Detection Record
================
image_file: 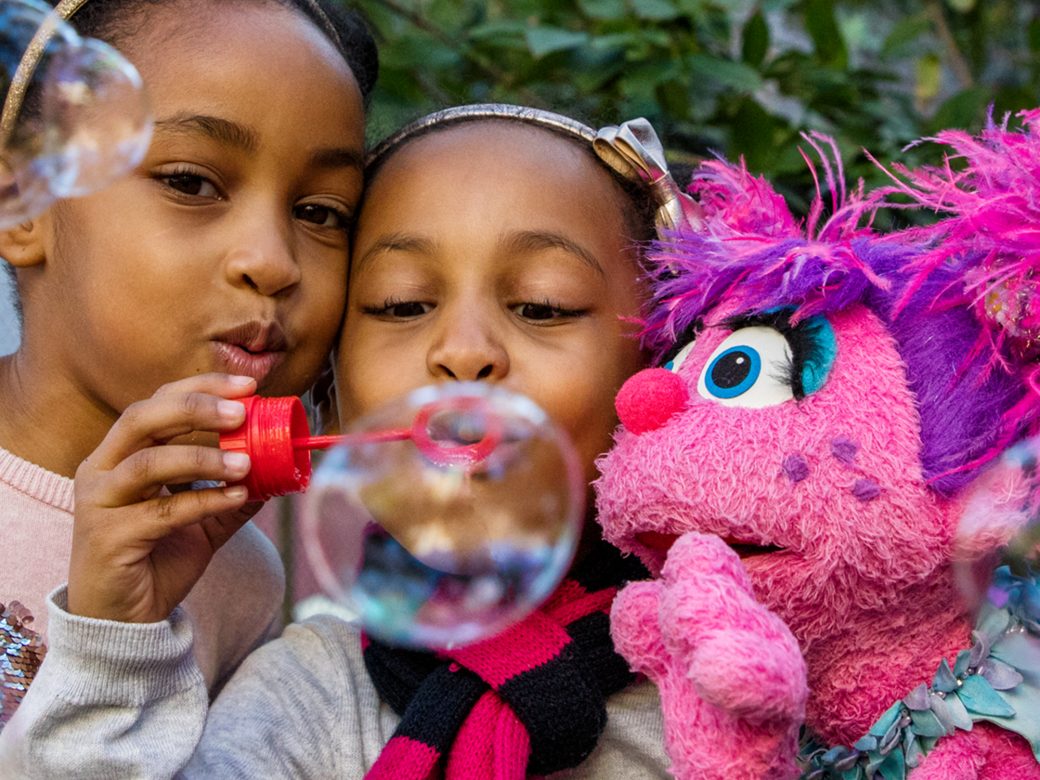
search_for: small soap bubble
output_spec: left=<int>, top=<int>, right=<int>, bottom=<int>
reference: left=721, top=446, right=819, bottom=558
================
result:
left=302, top=383, right=584, bottom=649
left=955, top=436, right=1040, bottom=620
left=0, top=0, right=151, bottom=227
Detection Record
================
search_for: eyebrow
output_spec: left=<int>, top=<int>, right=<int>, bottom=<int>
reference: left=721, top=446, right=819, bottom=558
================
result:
left=504, top=230, right=604, bottom=276
left=155, top=113, right=260, bottom=154
left=154, top=113, right=363, bottom=171
left=354, top=233, right=435, bottom=273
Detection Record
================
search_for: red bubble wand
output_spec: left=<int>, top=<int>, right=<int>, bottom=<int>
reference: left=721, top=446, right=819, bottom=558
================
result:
left=220, top=395, right=503, bottom=501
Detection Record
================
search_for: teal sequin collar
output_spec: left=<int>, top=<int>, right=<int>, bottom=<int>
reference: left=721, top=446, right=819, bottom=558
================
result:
left=799, top=566, right=1040, bottom=779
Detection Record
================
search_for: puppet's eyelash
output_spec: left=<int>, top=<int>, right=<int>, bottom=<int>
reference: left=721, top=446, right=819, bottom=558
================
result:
left=721, top=310, right=833, bottom=399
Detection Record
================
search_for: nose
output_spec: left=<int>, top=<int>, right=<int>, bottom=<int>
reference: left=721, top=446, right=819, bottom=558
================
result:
left=427, top=306, right=508, bottom=382
left=224, top=216, right=300, bottom=297
left=615, top=368, right=689, bottom=434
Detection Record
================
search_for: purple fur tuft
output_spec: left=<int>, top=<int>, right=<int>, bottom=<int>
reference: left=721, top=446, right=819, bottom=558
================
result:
left=642, top=134, right=890, bottom=359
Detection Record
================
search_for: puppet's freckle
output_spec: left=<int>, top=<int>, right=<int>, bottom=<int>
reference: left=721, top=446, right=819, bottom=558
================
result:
left=830, top=437, right=859, bottom=465
left=851, top=478, right=881, bottom=502
left=782, top=454, right=810, bottom=483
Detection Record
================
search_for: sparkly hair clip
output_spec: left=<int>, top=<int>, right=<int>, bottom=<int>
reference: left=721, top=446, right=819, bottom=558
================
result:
left=594, top=118, right=703, bottom=233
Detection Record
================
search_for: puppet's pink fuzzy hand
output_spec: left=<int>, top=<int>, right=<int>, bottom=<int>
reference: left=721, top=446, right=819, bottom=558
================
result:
left=659, top=532, right=808, bottom=725
left=611, top=532, right=807, bottom=779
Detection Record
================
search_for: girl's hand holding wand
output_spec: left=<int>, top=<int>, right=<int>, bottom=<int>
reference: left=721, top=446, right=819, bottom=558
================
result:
left=68, top=373, right=261, bottom=624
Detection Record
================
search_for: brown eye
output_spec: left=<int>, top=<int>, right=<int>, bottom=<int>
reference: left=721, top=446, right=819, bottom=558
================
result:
left=295, top=203, right=350, bottom=230
left=518, top=303, right=557, bottom=320
left=162, top=173, right=219, bottom=198
left=387, top=301, right=428, bottom=318
left=512, top=301, right=586, bottom=321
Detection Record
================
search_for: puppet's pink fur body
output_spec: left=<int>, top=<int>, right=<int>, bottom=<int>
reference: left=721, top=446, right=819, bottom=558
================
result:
left=596, top=301, right=1039, bottom=777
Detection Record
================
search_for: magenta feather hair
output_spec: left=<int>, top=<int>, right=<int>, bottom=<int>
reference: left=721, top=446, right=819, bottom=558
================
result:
left=642, top=133, right=888, bottom=359
left=872, top=108, right=1040, bottom=473
left=877, top=109, right=1040, bottom=368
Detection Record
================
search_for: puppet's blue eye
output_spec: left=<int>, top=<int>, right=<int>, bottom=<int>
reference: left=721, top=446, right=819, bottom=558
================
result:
left=697, top=326, right=795, bottom=408
left=704, top=346, right=760, bottom=398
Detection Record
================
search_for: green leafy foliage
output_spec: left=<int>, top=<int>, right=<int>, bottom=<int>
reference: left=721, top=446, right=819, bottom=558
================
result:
left=342, top=0, right=1040, bottom=200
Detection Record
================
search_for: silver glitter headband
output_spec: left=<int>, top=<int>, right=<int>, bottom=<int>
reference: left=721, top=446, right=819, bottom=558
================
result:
left=366, top=103, right=597, bottom=168
left=367, top=103, right=702, bottom=236
left=0, top=0, right=342, bottom=143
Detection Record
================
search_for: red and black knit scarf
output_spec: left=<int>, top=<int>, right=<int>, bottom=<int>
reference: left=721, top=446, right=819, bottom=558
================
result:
left=362, top=540, right=648, bottom=779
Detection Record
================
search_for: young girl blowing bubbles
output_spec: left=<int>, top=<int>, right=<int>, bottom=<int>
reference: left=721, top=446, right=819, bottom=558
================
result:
left=0, top=0, right=377, bottom=726
left=11, top=105, right=681, bottom=778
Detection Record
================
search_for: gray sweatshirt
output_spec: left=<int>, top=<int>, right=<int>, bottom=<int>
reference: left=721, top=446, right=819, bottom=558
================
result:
left=2, top=588, right=671, bottom=779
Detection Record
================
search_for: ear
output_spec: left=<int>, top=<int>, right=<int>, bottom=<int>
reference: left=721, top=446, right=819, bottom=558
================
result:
left=0, top=219, right=47, bottom=268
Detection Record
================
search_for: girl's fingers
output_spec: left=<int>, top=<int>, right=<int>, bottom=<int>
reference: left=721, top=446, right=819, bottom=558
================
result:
left=86, top=375, right=256, bottom=471
left=151, top=373, right=257, bottom=400
left=93, top=444, right=251, bottom=507
left=135, top=484, right=253, bottom=541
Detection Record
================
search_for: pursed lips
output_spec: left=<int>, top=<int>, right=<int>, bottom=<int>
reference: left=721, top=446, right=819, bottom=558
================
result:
left=211, top=320, right=288, bottom=384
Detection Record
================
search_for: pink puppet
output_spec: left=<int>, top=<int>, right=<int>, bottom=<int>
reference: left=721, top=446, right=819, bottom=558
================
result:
left=592, top=117, right=1040, bottom=779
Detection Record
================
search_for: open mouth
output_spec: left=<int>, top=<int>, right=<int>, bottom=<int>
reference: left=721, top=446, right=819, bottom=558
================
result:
left=634, top=530, right=783, bottom=559
left=723, top=539, right=784, bottom=558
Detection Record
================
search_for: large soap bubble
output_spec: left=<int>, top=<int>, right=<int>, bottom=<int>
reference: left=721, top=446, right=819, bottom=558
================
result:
left=302, top=383, right=585, bottom=649
left=0, top=0, right=151, bottom=227
left=955, top=436, right=1040, bottom=625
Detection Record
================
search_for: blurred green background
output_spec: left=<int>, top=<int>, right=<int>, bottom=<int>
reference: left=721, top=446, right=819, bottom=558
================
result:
left=343, top=0, right=1039, bottom=212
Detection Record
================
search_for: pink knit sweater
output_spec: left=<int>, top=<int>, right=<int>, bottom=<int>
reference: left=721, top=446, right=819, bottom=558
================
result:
left=0, top=444, right=285, bottom=697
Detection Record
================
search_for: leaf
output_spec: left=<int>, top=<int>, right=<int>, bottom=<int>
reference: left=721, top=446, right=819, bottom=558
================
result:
left=687, top=54, right=763, bottom=92
left=933, top=659, right=958, bottom=693
left=958, top=675, right=1016, bottom=717
left=945, top=0, right=976, bottom=11
left=928, top=87, right=990, bottom=133
left=881, top=17, right=932, bottom=59
left=742, top=11, right=769, bottom=68
left=914, top=53, right=942, bottom=105
left=467, top=21, right=529, bottom=42
left=631, top=0, right=681, bottom=21
left=577, top=0, right=627, bottom=19
left=869, top=701, right=905, bottom=738
left=524, top=26, right=590, bottom=58
left=930, top=691, right=973, bottom=732
left=804, top=0, right=847, bottom=67
left=909, top=709, right=947, bottom=738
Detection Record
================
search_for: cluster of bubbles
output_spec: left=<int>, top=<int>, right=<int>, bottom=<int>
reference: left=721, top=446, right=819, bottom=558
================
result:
left=0, top=0, right=151, bottom=227
left=302, top=383, right=585, bottom=649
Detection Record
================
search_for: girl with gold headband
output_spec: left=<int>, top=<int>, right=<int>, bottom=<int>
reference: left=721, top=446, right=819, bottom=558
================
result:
left=0, top=0, right=377, bottom=729
left=6, top=103, right=698, bottom=778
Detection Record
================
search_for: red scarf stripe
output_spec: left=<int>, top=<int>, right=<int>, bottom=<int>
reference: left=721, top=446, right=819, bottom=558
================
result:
left=550, top=587, right=616, bottom=627
left=447, top=612, right=570, bottom=688
left=367, top=735, right=440, bottom=780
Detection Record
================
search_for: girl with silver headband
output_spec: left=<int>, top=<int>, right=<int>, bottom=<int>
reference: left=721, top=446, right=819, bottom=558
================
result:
left=9, top=102, right=698, bottom=778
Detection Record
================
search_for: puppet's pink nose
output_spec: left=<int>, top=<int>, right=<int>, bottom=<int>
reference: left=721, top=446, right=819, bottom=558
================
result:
left=615, top=368, right=689, bottom=435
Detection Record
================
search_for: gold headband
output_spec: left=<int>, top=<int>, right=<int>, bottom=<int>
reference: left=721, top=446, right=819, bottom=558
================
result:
left=0, top=0, right=342, bottom=143
left=1, top=0, right=89, bottom=142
